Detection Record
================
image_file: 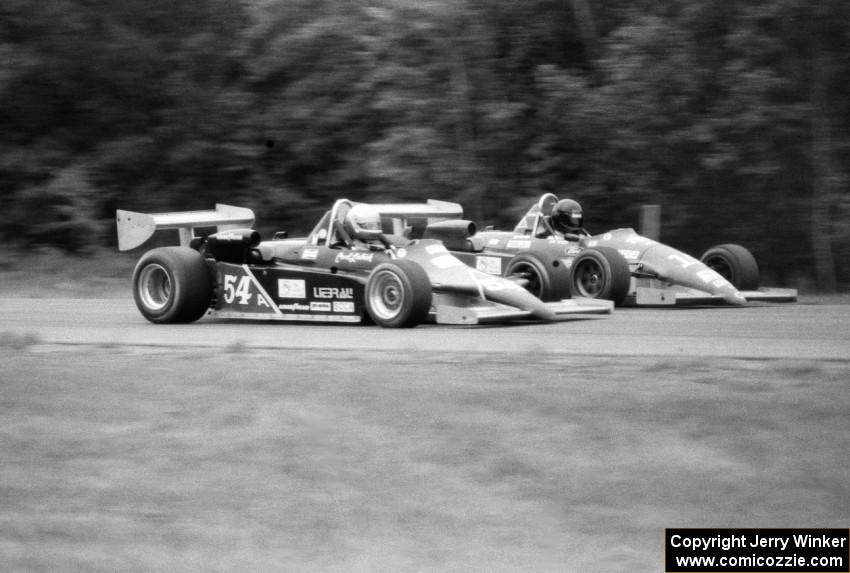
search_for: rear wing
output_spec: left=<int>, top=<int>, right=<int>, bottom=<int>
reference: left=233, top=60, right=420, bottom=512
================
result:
left=116, top=204, right=255, bottom=251
left=372, top=199, right=464, bottom=236
left=372, top=199, right=463, bottom=219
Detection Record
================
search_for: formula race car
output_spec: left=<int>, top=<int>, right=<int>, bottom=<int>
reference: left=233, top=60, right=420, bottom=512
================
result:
left=414, top=193, right=797, bottom=306
left=116, top=199, right=614, bottom=327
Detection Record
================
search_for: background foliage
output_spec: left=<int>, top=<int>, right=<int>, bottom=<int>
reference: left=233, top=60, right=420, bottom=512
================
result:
left=1, top=0, right=848, bottom=288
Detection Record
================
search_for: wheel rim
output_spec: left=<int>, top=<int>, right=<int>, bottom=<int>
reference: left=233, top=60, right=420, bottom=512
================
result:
left=137, top=264, right=172, bottom=311
left=703, top=255, right=733, bottom=282
left=510, top=262, right=543, bottom=297
left=368, top=270, right=404, bottom=320
left=572, top=258, right=605, bottom=297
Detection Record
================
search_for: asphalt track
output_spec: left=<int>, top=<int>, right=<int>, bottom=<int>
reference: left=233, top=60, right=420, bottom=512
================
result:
left=2, top=297, right=848, bottom=359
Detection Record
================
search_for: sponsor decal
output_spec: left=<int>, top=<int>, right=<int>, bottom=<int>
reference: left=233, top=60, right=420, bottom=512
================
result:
left=586, top=240, right=599, bottom=247
left=279, top=302, right=312, bottom=312
left=425, top=243, right=447, bottom=255
left=333, top=301, right=355, bottom=313
left=618, top=249, right=641, bottom=261
left=487, top=238, right=500, bottom=246
left=475, top=256, right=502, bottom=275
left=313, top=286, right=354, bottom=299
left=334, top=251, right=374, bottom=264
left=278, top=278, right=307, bottom=299
left=215, top=232, right=246, bottom=241
left=565, top=246, right=582, bottom=256
left=301, top=248, right=319, bottom=260
left=310, top=301, right=332, bottom=312
left=506, top=239, right=532, bottom=249
left=431, top=254, right=463, bottom=269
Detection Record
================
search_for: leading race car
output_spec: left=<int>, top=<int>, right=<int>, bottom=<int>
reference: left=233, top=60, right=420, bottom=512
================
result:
left=116, top=199, right=613, bottom=328
left=410, top=193, right=797, bottom=306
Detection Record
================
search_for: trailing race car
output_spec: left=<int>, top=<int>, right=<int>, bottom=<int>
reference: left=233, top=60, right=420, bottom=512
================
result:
left=116, top=198, right=614, bottom=328
left=414, top=193, right=797, bottom=306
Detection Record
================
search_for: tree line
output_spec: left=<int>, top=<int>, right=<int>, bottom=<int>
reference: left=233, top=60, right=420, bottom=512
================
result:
left=1, top=0, right=848, bottom=289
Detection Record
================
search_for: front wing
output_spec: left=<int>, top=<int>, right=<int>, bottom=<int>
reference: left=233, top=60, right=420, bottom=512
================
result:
left=431, top=293, right=613, bottom=325
left=628, top=280, right=798, bottom=306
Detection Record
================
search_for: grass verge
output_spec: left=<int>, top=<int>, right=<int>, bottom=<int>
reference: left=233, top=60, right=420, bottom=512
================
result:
left=1, top=348, right=847, bottom=572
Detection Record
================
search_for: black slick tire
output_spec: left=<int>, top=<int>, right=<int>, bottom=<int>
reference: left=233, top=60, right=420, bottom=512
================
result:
left=505, top=252, right=571, bottom=302
left=700, top=244, right=759, bottom=290
left=365, top=259, right=432, bottom=328
left=132, top=246, right=213, bottom=324
left=568, top=246, right=631, bottom=305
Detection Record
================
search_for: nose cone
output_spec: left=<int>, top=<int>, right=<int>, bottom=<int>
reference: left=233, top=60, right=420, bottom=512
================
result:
left=723, top=289, right=748, bottom=306
left=640, top=244, right=747, bottom=305
left=474, top=274, right=557, bottom=320
left=403, top=239, right=557, bottom=320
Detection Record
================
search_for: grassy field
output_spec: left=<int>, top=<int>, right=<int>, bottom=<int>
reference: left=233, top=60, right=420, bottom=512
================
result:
left=1, top=346, right=847, bottom=572
left=0, top=248, right=137, bottom=298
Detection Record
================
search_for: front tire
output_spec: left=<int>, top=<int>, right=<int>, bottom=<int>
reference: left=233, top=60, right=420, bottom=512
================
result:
left=568, top=246, right=631, bottom=305
left=365, top=260, right=432, bottom=328
left=700, top=244, right=759, bottom=290
left=132, top=247, right=212, bottom=324
left=505, top=252, right=570, bottom=301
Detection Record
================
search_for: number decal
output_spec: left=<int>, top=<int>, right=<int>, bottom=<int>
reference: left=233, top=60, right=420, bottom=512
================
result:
left=223, top=274, right=253, bottom=305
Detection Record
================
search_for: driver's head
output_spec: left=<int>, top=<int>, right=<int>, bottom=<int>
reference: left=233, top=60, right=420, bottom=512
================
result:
left=344, top=203, right=383, bottom=241
left=551, top=199, right=583, bottom=233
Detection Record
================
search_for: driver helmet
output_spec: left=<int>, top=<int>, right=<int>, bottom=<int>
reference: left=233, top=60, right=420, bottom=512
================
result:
left=344, top=203, right=383, bottom=241
left=550, top=199, right=583, bottom=233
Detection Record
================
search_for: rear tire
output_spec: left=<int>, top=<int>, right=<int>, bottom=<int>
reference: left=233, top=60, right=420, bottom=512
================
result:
left=365, top=260, right=432, bottom=328
left=568, top=246, right=631, bottom=305
left=700, top=244, right=759, bottom=290
left=132, top=247, right=212, bottom=323
left=505, top=252, right=571, bottom=301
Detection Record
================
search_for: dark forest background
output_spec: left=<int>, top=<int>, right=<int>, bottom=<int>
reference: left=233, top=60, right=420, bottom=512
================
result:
left=1, top=0, right=848, bottom=289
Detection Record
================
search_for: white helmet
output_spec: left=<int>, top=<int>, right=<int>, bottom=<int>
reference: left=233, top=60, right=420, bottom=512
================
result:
left=344, top=203, right=383, bottom=241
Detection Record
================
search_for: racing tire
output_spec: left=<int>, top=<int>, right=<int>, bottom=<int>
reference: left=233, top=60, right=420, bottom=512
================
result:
left=132, top=246, right=213, bottom=324
left=700, top=244, right=759, bottom=290
left=568, top=246, right=631, bottom=305
left=365, top=259, right=432, bottom=328
left=505, top=252, right=571, bottom=302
